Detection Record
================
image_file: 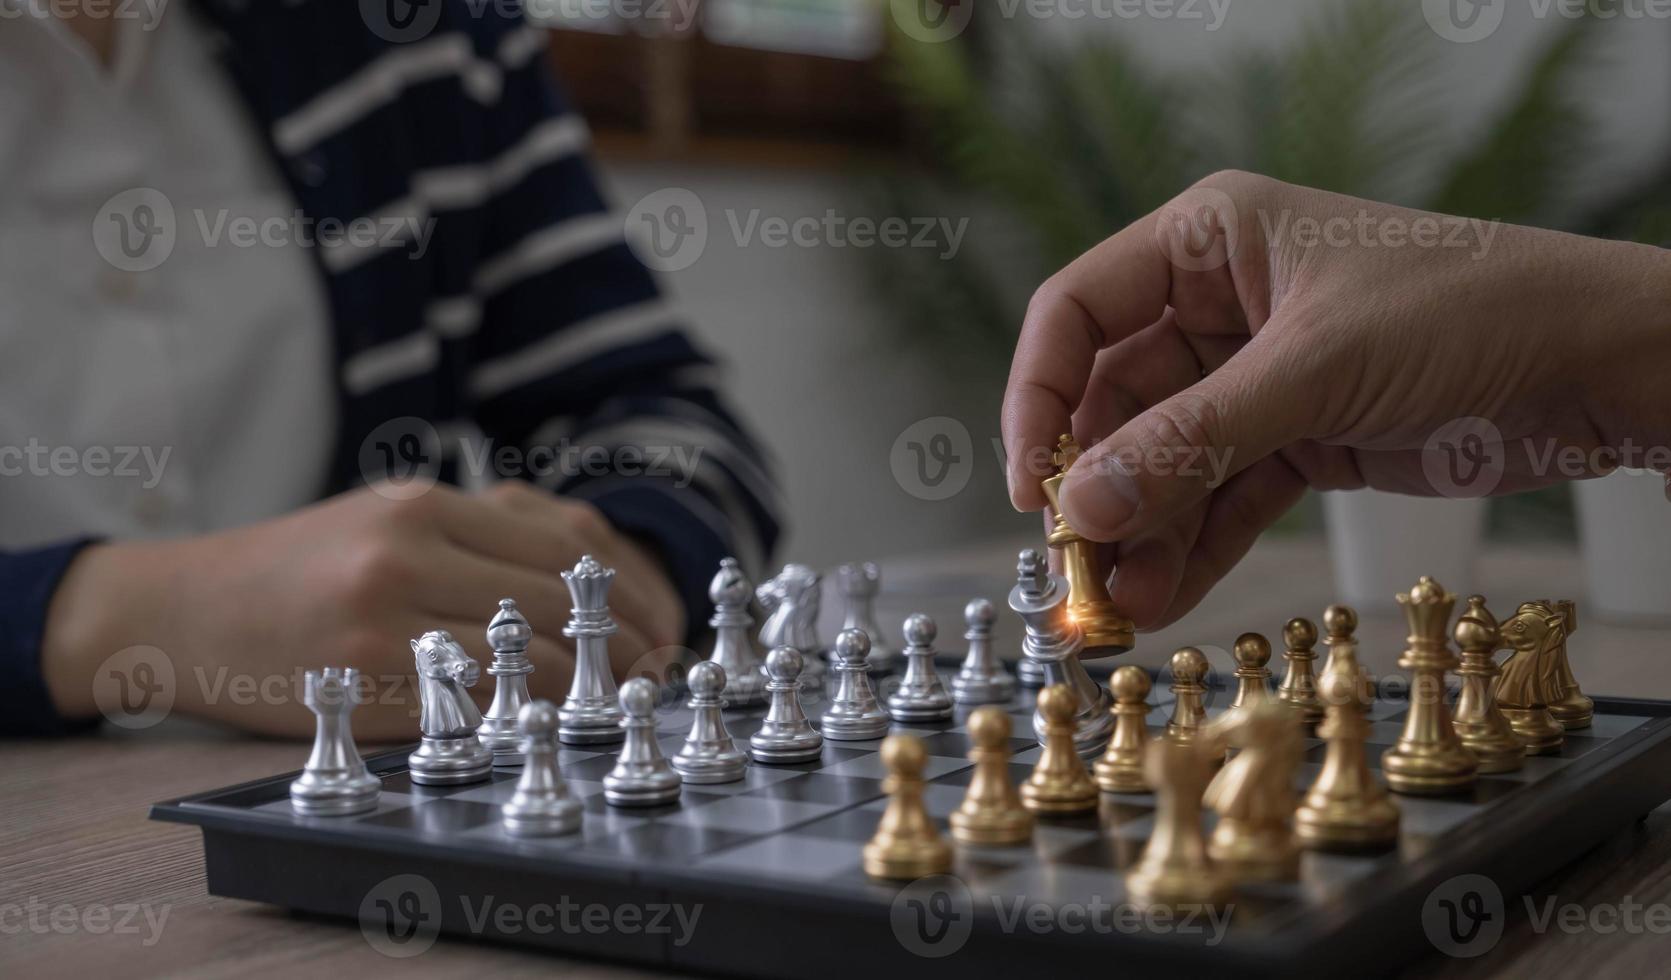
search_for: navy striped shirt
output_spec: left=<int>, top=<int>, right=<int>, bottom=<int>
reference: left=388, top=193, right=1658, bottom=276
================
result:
left=2, top=1, right=781, bottom=735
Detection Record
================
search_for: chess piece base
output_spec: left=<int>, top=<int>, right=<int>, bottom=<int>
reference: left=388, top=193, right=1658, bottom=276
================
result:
left=1501, top=707, right=1565, bottom=755
left=1208, top=820, right=1299, bottom=882
left=863, top=838, right=952, bottom=880
left=503, top=797, right=583, bottom=836
left=748, top=739, right=824, bottom=765
left=820, top=711, right=891, bottom=741
left=1456, top=727, right=1527, bottom=774
left=1294, top=799, right=1400, bottom=851
left=671, top=748, right=748, bottom=784
left=1125, top=866, right=1232, bottom=909
left=1019, top=779, right=1097, bottom=815
left=1551, top=693, right=1594, bottom=730
left=887, top=699, right=954, bottom=724
left=603, top=778, right=682, bottom=807
left=1278, top=694, right=1326, bottom=728
left=1070, top=602, right=1135, bottom=653
left=950, top=673, right=1016, bottom=706
left=289, top=771, right=381, bottom=816
left=949, top=807, right=1032, bottom=846
left=558, top=703, right=626, bottom=746
left=1380, top=744, right=1477, bottom=795
left=408, top=736, right=494, bottom=786
left=1093, top=756, right=1147, bottom=794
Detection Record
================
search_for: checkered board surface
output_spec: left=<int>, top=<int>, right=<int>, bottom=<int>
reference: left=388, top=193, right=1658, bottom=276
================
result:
left=155, top=667, right=1671, bottom=979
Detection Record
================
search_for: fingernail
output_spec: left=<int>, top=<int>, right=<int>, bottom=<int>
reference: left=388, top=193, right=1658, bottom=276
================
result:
left=1060, top=457, right=1138, bottom=539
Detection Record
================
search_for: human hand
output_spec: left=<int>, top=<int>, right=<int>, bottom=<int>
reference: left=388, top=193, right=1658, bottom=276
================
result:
left=43, top=482, right=687, bottom=739
left=1003, top=170, right=1671, bottom=630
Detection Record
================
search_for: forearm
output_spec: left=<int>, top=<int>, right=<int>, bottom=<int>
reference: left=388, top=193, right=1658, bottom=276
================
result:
left=1571, top=235, right=1671, bottom=455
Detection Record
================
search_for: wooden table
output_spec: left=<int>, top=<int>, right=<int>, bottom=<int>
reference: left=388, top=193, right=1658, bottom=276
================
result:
left=6, top=536, right=1671, bottom=978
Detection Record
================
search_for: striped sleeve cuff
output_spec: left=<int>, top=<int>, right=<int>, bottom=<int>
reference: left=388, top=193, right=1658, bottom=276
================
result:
left=0, top=538, right=101, bottom=737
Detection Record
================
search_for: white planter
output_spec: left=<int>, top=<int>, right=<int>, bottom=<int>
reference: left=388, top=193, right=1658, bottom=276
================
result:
left=1323, top=491, right=1488, bottom=614
left=1574, top=470, right=1671, bottom=625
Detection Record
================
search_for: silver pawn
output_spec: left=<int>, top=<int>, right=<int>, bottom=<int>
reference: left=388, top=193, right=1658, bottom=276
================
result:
left=603, top=678, right=682, bottom=806
left=290, top=667, right=381, bottom=816
left=478, top=598, right=535, bottom=767
left=950, top=598, right=1015, bottom=705
left=887, top=614, right=954, bottom=723
left=706, top=558, right=765, bottom=706
left=671, top=662, right=748, bottom=783
left=1009, top=549, right=1113, bottom=754
left=837, top=561, right=896, bottom=671
left=559, top=555, right=625, bottom=745
left=501, top=700, right=583, bottom=836
left=749, top=647, right=825, bottom=764
left=821, top=628, right=891, bottom=740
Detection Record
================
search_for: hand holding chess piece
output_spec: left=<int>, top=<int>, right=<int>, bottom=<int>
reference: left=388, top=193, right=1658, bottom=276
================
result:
left=1039, top=434, right=1135, bottom=652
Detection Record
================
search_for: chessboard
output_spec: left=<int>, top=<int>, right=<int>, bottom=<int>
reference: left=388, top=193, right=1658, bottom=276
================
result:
left=152, top=661, right=1671, bottom=979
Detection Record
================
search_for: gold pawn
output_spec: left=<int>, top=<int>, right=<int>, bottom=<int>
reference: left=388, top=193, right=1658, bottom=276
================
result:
left=1380, top=577, right=1478, bottom=795
left=1125, top=736, right=1233, bottom=908
left=1038, top=434, right=1135, bottom=652
left=950, top=707, right=1034, bottom=845
left=863, top=735, right=952, bottom=880
left=1094, top=666, right=1152, bottom=794
left=1166, top=647, right=1224, bottom=768
left=1277, top=617, right=1326, bottom=726
left=1451, top=596, right=1527, bottom=774
left=1227, top=632, right=1275, bottom=715
left=1295, top=659, right=1400, bottom=851
left=1021, top=685, right=1098, bottom=814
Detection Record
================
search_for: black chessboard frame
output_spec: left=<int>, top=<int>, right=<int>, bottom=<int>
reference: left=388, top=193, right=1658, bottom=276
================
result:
left=152, top=668, right=1671, bottom=980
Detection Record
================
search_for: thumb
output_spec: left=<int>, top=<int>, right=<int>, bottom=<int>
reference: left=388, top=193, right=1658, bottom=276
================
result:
left=1058, top=335, right=1309, bottom=541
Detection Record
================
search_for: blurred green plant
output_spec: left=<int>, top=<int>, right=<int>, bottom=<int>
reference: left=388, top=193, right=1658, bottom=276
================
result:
left=867, top=0, right=1665, bottom=539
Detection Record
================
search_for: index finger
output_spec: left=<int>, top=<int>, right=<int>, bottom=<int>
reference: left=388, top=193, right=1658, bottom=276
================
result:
left=1002, top=212, right=1176, bottom=510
